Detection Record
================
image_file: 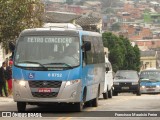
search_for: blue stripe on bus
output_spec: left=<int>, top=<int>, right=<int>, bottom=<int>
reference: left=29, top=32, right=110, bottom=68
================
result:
left=12, top=66, right=82, bottom=81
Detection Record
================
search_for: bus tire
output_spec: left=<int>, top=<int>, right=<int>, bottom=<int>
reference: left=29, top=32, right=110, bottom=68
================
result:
left=17, top=102, right=26, bottom=112
left=75, top=102, right=84, bottom=112
left=92, top=96, right=98, bottom=107
left=75, top=88, right=86, bottom=112
left=103, top=91, right=108, bottom=99
left=108, top=88, right=113, bottom=98
left=85, top=101, right=92, bottom=107
left=92, top=86, right=99, bottom=107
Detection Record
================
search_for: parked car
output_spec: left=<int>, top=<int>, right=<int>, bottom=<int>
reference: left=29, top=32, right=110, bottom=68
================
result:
left=140, top=69, right=160, bottom=94
left=102, top=55, right=113, bottom=99
left=113, top=70, right=141, bottom=96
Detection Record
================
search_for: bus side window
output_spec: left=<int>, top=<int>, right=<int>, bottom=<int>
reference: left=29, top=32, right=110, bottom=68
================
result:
left=82, top=36, right=87, bottom=66
left=82, top=36, right=93, bottom=66
left=98, top=37, right=105, bottom=63
left=82, top=49, right=87, bottom=66
left=93, top=36, right=99, bottom=64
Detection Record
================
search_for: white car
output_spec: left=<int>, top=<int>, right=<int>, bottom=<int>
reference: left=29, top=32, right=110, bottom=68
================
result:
left=103, top=55, right=114, bottom=99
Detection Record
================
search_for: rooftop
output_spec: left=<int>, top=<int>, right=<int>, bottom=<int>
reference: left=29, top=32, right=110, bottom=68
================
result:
left=140, top=50, right=157, bottom=57
left=43, top=11, right=81, bottom=23
left=75, top=16, right=101, bottom=26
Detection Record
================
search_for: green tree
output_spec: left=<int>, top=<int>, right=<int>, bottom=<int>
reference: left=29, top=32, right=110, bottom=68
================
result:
left=0, top=0, right=44, bottom=49
left=133, top=44, right=141, bottom=71
left=111, top=22, right=120, bottom=31
left=121, top=37, right=135, bottom=70
left=102, top=32, right=141, bottom=72
left=102, top=32, right=125, bottom=72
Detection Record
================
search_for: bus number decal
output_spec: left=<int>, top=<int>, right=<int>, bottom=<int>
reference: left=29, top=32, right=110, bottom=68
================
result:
left=48, top=73, right=62, bottom=78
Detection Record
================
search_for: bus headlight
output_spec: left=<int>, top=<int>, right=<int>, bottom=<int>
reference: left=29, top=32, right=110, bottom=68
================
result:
left=156, top=85, right=160, bottom=88
left=141, top=86, right=145, bottom=89
left=19, top=81, right=26, bottom=86
left=16, top=80, right=26, bottom=87
left=65, top=79, right=81, bottom=87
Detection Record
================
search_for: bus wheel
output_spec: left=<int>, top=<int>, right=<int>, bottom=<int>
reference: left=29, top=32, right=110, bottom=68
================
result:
left=103, top=91, right=108, bottom=99
left=17, top=102, right=26, bottom=112
left=75, top=89, right=86, bottom=112
left=108, top=89, right=113, bottom=98
left=92, top=86, right=99, bottom=107
left=85, top=101, right=92, bottom=107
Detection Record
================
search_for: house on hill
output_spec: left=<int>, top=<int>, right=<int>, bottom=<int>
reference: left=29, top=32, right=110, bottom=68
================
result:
left=140, top=50, right=160, bottom=70
left=75, top=16, right=102, bottom=32
left=43, top=11, right=81, bottom=23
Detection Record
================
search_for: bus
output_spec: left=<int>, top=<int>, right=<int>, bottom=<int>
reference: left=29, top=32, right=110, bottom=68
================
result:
left=12, top=23, right=105, bottom=112
left=140, top=69, right=160, bottom=94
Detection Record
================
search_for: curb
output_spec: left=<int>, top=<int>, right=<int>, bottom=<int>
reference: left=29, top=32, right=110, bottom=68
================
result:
left=0, top=96, right=13, bottom=102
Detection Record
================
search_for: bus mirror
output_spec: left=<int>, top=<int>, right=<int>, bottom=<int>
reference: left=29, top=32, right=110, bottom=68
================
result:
left=82, top=41, right=91, bottom=51
left=9, top=42, right=15, bottom=52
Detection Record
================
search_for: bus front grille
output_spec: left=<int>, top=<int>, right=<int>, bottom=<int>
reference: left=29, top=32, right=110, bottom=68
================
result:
left=28, top=81, right=62, bottom=88
left=32, top=92, right=58, bottom=98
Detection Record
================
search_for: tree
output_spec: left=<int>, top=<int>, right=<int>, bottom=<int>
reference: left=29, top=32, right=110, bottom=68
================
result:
left=102, top=32, right=125, bottom=72
left=133, top=45, right=141, bottom=71
left=120, top=37, right=135, bottom=70
left=102, top=32, right=141, bottom=72
left=0, top=0, right=44, bottom=49
left=111, top=22, right=120, bottom=31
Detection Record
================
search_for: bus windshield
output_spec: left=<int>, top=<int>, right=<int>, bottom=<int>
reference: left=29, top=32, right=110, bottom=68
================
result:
left=140, top=71, right=160, bottom=82
left=14, top=36, right=80, bottom=68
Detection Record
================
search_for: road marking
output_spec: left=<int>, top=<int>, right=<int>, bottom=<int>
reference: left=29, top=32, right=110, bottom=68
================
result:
left=57, top=117, right=72, bottom=120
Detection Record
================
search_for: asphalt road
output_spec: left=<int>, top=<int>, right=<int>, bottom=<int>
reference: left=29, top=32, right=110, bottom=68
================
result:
left=0, top=93, right=160, bottom=120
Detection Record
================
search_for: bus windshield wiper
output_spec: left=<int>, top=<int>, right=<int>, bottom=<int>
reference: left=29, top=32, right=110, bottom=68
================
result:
left=43, top=63, right=73, bottom=69
left=18, top=60, right=47, bottom=69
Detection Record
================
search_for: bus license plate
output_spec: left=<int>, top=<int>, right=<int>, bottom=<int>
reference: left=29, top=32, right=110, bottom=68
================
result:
left=147, top=89, right=154, bottom=91
left=38, top=88, right=51, bottom=93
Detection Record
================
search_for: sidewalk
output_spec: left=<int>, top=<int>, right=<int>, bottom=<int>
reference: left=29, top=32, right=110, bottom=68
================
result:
left=0, top=95, right=14, bottom=104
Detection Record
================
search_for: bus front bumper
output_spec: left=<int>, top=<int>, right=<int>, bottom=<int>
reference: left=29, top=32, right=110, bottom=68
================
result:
left=13, top=80, right=82, bottom=103
left=140, top=86, right=160, bottom=93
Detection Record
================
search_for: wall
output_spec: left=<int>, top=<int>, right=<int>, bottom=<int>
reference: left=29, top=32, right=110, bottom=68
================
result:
left=140, top=56, right=157, bottom=70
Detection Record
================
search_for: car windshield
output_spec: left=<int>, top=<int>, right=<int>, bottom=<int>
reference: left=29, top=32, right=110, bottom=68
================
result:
left=115, top=71, right=139, bottom=79
left=14, top=36, right=80, bottom=68
left=140, top=71, right=160, bottom=82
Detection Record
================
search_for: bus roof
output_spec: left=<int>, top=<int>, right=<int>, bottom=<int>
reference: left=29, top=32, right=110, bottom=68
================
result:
left=20, top=28, right=101, bottom=37
left=19, top=23, right=101, bottom=37
left=20, top=28, right=79, bottom=36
